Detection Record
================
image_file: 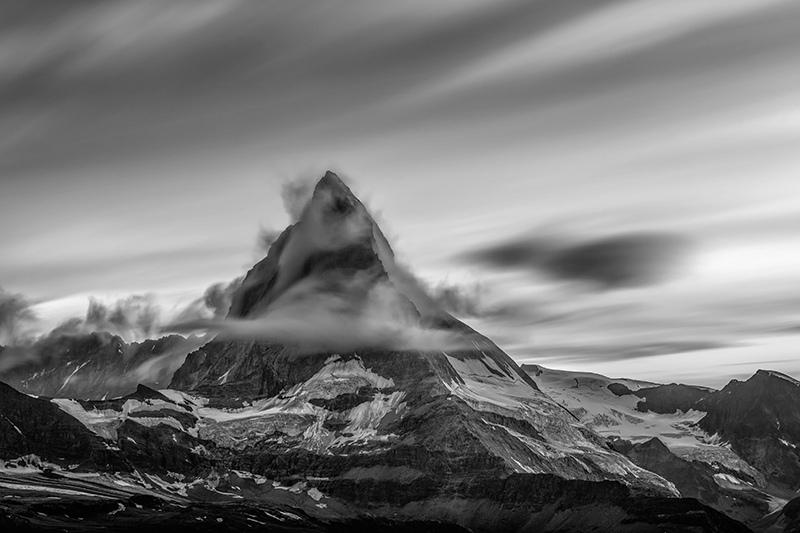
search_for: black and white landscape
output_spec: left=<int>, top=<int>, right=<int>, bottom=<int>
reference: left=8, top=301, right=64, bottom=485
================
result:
left=2, top=2, right=800, bottom=532
left=0, top=173, right=795, bottom=532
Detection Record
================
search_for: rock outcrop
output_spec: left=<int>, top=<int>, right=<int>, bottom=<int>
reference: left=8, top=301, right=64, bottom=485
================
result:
left=697, top=370, right=800, bottom=490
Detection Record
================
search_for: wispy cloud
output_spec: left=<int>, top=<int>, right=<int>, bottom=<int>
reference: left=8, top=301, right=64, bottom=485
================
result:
left=1, top=0, right=799, bottom=384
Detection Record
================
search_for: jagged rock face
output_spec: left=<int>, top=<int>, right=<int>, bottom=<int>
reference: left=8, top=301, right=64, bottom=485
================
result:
left=0, top=377, right=746, bottom=532
left=755, top=497, right=800, bottom=533
left=0, top=382, right=124, bottom=471
left=527, top=364, right=792, bottom=527
left=697, top=370, right=800, bottom=490
left=0, top=380, right=223, bottom=477
left=0, top=333, right=205, bottom=399
left=621, top=437, right=771, bottom=525
left=625, top=438, right=719, bottom=500
left=170, top=172, right=675, bottom=503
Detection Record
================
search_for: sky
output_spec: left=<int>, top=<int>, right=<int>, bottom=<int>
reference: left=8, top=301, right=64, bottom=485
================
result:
left=1, top=0, right=799, bottom=387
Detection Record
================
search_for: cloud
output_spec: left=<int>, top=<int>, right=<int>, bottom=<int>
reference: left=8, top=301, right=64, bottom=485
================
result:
left=426, top=281, right=484, bottom=318
left=515, top=340, right=731, bottom=365
left=170, top=276, right=464, bottom=353
left=84, top=294, right=161, bottom=341
left=114, top=335, right=206, bottom=390
left=168, top=174, right=466, bottom=353
left=203, top=276, right=244, bottom=319
left=466, top=232, right=691, bottom=289
left=166, top=276, right=245, bottom=328
left=0, top=328, right=205, bottom=392
left=256, top=228, right=282, bottom=256
left=47, top=317, right=85, bottom=338
left=421, top=280, right=522, bottom=321
left=281, top=177, right=317, bottom=222
left=0, top=287, right=38, bottom=346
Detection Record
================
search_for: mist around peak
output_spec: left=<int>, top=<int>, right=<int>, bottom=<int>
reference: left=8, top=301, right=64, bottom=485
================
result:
left=167, top=173, right=468, bottom=354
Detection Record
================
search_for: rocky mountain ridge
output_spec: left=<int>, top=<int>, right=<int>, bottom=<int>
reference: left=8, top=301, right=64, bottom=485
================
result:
left=0, top=332, right=205, bottom=399
left=526, top=364, right=800, bottom=529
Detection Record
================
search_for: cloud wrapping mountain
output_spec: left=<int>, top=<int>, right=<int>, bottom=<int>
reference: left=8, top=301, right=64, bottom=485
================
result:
left=168, top=174, right=465, bottom=353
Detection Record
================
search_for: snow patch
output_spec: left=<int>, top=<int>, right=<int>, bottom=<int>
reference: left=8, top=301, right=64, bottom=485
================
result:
left=56, top=361, right=90, bottom=394
left=765, top=370, right=800, bottom=387
left=1, top=415, right=23, bottom=436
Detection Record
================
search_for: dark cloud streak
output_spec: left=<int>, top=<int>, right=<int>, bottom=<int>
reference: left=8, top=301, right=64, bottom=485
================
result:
left=466, top=232, right=691, bottom=289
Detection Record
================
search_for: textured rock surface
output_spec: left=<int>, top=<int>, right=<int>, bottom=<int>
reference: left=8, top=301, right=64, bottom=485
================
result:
left=527, top=363, right=793, bottom=527
left=170, top=173, right=675, bottom=496
left=0, top=333, right=205, bottom=399
left=698, top=370, right=800, bottom=490
left=622, top=437, right=770, bottom=525
left=755, top=497, right=800, bottom=533
left=0, top=382, right=124, bottom=471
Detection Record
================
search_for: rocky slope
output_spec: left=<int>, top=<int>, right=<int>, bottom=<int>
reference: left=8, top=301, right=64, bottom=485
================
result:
left=621, top=437, right=771, bottom=525
left=527, top=364, right=800, bottom=528
left=0, top=382, right=125, bottom=471
left=755, top=497, right=800, bottom=533
left=0, top=375, right=750, bottom=532
left=169, top=173, right=674, bottom=492
left=697, top=370, right=800, bottom=491
left=0, top=333, right=206, bottom=399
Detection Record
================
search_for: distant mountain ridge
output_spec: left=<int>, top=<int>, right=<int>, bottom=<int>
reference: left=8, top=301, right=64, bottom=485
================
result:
left=526, top=363, right=800, bottom=528
left=0, top=332, right=206, bottom=399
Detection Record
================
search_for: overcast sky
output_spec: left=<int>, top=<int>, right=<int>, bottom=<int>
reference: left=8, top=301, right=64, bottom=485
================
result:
left=2, top=0, right=799, bottom=387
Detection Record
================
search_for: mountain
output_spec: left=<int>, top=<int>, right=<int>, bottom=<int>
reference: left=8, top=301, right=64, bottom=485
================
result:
left=697, top=370, right=800, bottom=490
left=0, top=332, right=206, bottom=399
left=755, top=497, right=800, bottom=533
left=0, top=172, right=750, bottom=532
left=170, top=173, right=673, bottom=487
left=526, top=364, right=800, bottom=528
left=623, top=437, right=772, bottom=525
left=0, top=382, right=125, bottom=471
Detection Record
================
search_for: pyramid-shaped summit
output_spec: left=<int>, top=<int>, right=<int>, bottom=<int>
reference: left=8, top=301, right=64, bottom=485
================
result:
left=227, top=170, right=443, bottom=325
left=169, top=171, right=687, bottom=528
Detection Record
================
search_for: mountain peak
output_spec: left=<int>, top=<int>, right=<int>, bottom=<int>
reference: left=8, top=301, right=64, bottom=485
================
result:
left=754, top=369, right=800, bottom=387
left=303, top=170, right=368, bottom=229
left=316, top=170, right=351, bottom=194
left=227, top=172, right=391, bottom=321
